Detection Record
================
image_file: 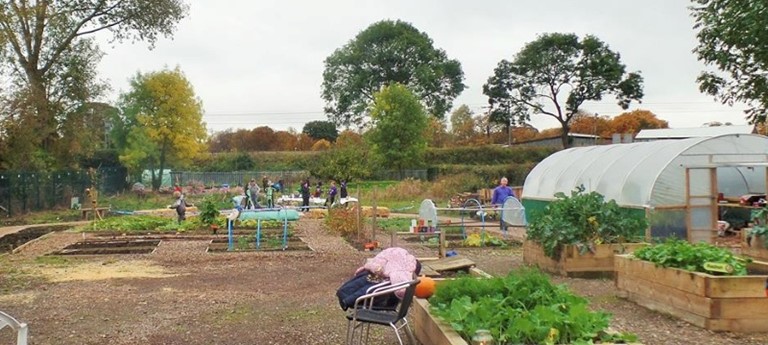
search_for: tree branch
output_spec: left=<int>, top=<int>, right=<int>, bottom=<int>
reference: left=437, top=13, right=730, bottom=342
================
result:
left=9, top=1, right=33, bottom=61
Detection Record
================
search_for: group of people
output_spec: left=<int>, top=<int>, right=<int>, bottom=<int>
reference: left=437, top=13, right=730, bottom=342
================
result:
left=298, top=179, right=348, bottom=211
left=240, top=176, right=284, bottom=209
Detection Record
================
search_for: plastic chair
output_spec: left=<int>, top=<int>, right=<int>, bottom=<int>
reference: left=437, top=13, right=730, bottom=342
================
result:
left=0, top=310, right=28, bottom=345
left=345, top=278, right=419, bottom=345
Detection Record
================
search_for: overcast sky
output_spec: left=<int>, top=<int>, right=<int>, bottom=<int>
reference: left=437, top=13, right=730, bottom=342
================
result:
left=95, top=0, right=749, bottom=133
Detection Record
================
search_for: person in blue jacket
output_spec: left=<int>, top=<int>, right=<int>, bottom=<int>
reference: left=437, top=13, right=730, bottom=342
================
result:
left=491, top=177, right=517, bottom=231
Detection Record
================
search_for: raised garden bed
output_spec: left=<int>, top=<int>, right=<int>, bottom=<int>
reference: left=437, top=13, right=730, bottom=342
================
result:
left=51, top=239, right=160, bottom=255
left=412, top=267, right=640, bottom=345
left=523, top=241, right=646, bottom=277
left=1, top=225, right=72, bottom=254
left=615, top=254, right=768, bottom=332
left=206, top=237, right=312, bottom=252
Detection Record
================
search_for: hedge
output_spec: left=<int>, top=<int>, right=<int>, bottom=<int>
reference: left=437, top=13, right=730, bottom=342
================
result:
left=424, top=146, right=557, bottom=165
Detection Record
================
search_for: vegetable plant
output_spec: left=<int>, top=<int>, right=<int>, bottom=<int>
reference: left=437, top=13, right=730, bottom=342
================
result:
left=527, top=186, right=647, bottom=259
left=633, top=239, right=750, bottom=276
left=748, top=206, right=768, bottom=248
left=198, top=196, right=221, bottom=228
left=430, top=268, right=637, bottom=344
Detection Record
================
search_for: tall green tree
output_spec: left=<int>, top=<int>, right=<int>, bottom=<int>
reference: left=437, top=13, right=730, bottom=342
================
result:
left=483, top=33, right=643, bottom=148
left=302, top=120, right=338, bottom=142
left=691, top=0, right=768, bottom=123
left=0, top=0, right=188, bottom=169
left=116, top=68, right=207, bottom=190
left=322, top=20, right=465, bottom=127
left=367, top=84, right=428, bottom=176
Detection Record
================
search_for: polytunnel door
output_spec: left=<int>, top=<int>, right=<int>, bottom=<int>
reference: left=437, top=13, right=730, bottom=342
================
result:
left=685, top=167, right=717, bottom=244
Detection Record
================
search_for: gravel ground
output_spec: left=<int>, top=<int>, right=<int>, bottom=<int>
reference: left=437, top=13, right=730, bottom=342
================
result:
left=0, top=219, right=766, bottom=345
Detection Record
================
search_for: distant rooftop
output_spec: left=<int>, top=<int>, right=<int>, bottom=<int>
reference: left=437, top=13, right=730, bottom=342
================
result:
left=635, top=125, right=755, bottom=140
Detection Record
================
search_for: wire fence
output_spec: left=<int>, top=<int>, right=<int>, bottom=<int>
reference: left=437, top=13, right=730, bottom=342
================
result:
left=0, top=168, right=127, bottom=217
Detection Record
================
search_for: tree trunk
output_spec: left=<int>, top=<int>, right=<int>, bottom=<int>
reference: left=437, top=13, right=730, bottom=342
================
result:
left=155, top=139, right=169, bottom=191
left=560, top=124, right=571, bottom=149
left=26, top=70, right=57, bottom=151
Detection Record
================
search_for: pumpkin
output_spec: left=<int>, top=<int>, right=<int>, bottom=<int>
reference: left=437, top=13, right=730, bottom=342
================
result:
left=414, top=276, right=436, bottom=299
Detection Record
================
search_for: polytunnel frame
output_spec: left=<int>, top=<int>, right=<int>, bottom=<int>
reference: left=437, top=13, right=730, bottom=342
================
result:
left=678, top=162, right=768, bottom=244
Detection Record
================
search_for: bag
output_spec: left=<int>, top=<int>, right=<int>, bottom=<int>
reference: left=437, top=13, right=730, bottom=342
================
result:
left=336, top=270, right=398, bottom=311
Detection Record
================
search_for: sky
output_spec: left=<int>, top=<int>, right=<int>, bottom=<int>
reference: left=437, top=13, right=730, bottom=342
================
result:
left=95, top=0, right=750, bottom=133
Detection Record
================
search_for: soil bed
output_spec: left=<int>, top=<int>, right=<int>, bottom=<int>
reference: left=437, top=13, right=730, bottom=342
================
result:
left=0, top=225, right=71, bottom=253
left=51, top=239, right=160, bottom=255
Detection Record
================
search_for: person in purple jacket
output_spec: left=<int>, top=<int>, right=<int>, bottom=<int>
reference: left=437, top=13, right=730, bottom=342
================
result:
left=491, top=177, right=517, bottom=231
left=326, top=181, right=338, bottom=207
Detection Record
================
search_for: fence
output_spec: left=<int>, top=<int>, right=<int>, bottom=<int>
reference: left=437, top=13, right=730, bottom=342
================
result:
left=0, top=168, right=127, bottom=217
left=169, top=171, right=309, bottom=188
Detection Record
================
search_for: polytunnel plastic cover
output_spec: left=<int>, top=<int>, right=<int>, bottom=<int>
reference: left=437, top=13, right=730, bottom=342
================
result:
left=523, top=134, right=768, bottom=208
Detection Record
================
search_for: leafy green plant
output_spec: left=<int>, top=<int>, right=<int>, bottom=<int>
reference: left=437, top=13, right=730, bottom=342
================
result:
left=463, top=233, right=506, bottom=247
left=748, top=206, right=768, bottom=248
left=237, top=236, right=250, bottom=251
left=633, top=238, right=750, bottom=276
left=527, top=186, right=647, bottom=259
left=198, top=196, right=221, bottom=228
left=430, top=268, right=637, bottom=344
left=84, top=215, right=174, bottom=232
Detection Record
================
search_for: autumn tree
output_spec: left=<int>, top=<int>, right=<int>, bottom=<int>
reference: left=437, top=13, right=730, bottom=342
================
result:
left=450, top=105, right=477, bottom=145
left=483, top=33, right=643, bottom=148
left=307, top=130, right=373, bottom=182
left=367, top=84, right=428, bottom=176
left=322, top=20, right=465, bottom=127
left=609, top=109, right=669, bottom=135
left=273, top=130, right=299, bottom=151
left=116, top=68, right=206, bottom=190
left=426, top=117, right=449, bottom=148
left=0, top=0, right=189, bottom=169
left=302, top=120, right=338, bottom=142
left=569, top=111, right=612, bottom=137
left=691, top=0, right=768, bottom=123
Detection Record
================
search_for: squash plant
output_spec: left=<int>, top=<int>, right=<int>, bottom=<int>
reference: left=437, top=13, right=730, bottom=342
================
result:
left=430, top=268, right=637, bottom=344
left=527, top=186, right=647, bottom=259
left=633, top=239, right=750, bottom=276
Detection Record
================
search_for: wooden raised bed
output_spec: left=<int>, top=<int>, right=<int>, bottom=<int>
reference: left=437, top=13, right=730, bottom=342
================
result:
left=523, top=241, right=646, bottom=277
left=615, top=254, right=768, bottom=332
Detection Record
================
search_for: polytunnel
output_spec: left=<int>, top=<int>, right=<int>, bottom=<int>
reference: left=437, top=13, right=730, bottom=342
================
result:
left=522, top=133, right=768, bottom=243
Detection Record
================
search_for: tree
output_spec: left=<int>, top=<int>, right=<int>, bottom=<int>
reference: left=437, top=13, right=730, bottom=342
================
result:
left=569, top=111, right=612, bottom=137
left=302, top=120, right=338, bottom=142
left=116, top=68, right=206, bottom=190
left=609, top=109, right=668, bottom=135
left=691, top=0, right=768, bottom=123
left=0, top=0, right=189, bottom=166
left=450, top=104, right=477, bottom=145
left=483, top=33, right=643, bottom=148
left=311, top=139, right=331, bottom=151
left=426, top=117, right=449, bottom=148
left=367, top=84, right=428, bottom=175
left=322, top=20, right=465, bottom=127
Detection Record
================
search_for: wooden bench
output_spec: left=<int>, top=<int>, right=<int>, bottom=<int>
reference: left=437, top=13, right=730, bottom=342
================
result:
left=81, top=207, right=109, bottom=220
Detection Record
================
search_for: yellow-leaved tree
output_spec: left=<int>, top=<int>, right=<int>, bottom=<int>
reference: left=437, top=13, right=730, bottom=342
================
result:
left=115, top=67, right=207, bottom=190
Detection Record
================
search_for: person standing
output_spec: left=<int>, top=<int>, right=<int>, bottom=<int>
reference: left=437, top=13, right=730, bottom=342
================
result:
left=300, top=179, right=311, bottom=212
left=248, top=178, right=261, bottom=209
left=266, top=179, right=275, bottom=208
left=326, top=181, right=338, bottom=207
left=314, top=181, right=323, bottom=198
left=340, top=180, right=348, bottom=199
left=491, top=177, right=517, bottom=231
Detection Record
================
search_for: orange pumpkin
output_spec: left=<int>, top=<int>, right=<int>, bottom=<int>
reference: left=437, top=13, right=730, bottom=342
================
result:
left=414, top=276, right=436, bottom=299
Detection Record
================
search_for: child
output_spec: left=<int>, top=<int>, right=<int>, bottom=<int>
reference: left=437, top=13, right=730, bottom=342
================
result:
left=266, top=180, right=275, bottom=208
left=326, top=181, right=338, bottom=207
left=314, top=181, right=323, bottom=198
left=300, top=179, right=311, bottom=212
left=340, top=180, right=348, bottom=199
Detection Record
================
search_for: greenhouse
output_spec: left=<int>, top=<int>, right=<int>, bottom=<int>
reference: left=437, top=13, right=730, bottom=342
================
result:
left=522, top=134, right=768, bottom=243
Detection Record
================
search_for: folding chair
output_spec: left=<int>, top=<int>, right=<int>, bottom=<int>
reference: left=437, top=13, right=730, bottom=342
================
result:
left=0, top=310, right=28, bottom=345
left=345, top=278, right=419, bottom=345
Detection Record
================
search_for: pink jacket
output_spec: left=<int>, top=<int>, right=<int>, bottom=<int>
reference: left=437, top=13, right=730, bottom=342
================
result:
left=355, top=247, right=418, bottom=299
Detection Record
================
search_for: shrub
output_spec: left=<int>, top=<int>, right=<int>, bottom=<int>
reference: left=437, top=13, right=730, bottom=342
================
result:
left=325, top=207, right=358, bottom=238
left=527, top=186, right=647, bottom=259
